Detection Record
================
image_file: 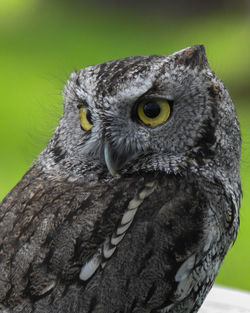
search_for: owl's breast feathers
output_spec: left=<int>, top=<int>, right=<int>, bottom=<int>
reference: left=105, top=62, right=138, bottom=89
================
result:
left=0, top=164, right=238, bottom=313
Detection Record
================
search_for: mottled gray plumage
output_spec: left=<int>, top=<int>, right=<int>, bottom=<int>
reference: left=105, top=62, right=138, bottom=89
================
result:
left=0, top=45, right=241, bottom=313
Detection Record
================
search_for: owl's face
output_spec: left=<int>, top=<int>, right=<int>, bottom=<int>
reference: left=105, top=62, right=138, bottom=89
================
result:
left=41, top=45, right=240, bottom=179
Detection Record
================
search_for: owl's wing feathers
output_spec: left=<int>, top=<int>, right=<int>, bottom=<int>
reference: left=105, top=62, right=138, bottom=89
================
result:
left=82, top=173, right=235, bottom=313
left=79, top=180, right=157, bottom=281
left=0, top=164, right=158, bottom=309
left=0, top=165, right=231, bottom=313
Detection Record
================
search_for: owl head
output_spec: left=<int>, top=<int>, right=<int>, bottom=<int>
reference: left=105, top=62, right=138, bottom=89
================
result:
left=39, top=45, right=240, bottom=182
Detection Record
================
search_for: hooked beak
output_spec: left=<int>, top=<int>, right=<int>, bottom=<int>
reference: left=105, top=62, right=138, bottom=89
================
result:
left=104, top=142, right=137, bottom=176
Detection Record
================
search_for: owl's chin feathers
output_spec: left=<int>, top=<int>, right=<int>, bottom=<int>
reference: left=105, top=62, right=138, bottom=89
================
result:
left=37, top=139, right=215, bottom=181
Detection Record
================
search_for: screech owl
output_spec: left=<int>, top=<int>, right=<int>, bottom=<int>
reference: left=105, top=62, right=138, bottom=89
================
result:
left=0, top=45, right=241, bottom=313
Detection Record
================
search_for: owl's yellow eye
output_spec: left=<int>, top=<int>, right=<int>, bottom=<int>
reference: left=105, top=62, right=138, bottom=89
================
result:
left=137, top=99, right=171, bottom=126
left=78, top=105, right=93, bottom=131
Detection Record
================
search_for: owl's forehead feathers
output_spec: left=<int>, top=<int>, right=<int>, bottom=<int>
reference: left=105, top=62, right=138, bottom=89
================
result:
left=77, top=55, right=166, bottom=106
left=64, top=45, right=210, bottom=111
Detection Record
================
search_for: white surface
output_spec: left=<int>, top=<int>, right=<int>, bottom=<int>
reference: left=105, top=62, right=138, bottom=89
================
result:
left=200, top=285, right=250, bottom=312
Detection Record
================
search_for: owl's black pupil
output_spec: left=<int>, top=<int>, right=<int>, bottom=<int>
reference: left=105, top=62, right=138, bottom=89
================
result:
left=143, top=102, right=161, bottom=118
left=86, top=109, right=93, bottom=124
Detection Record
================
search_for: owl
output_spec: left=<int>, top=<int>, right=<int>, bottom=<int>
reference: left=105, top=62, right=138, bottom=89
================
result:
left=0, top=45, right=241, bottom=313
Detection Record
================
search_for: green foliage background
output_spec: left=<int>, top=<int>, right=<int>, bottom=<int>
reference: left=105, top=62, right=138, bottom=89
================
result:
left=0, top=0, right=249, bottom=292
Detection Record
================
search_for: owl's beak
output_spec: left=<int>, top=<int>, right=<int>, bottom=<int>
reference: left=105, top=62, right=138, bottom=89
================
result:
left=104, top=142, right=132, bottom=176
left=104, top=142, right=119, bottom=176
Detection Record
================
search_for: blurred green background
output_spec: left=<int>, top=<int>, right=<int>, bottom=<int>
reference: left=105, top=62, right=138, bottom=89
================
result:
left=0, top=0, right=249, bottom=292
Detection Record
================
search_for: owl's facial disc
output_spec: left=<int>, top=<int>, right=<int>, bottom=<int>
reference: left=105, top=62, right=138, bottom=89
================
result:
left=60, top=45, right=228, bottom=177
left=102, top=99, right=173, bottom=175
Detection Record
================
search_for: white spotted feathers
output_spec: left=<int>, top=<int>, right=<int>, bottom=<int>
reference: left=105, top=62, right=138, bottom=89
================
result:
left=79, top=181, right=156, bottom=281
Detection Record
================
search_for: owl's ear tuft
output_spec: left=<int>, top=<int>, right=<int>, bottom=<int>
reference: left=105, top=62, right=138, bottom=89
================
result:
left=174, top=45, right=209, bottom=69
